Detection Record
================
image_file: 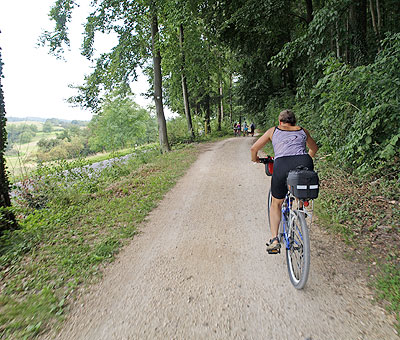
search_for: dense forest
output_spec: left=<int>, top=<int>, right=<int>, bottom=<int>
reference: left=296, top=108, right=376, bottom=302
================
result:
left=38, top=0, right=399, bottom=176
left=0, top=0, right=398, bottom=232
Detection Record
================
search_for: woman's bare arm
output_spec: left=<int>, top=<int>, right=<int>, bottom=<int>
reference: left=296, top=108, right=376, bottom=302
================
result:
left=250, top=127, right=275, bottom=162
left=304, top=128, right=318, bottom=158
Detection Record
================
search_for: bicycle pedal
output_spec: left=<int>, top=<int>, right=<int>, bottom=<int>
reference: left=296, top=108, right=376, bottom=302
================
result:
left=267, top=248, right=281, bottom=255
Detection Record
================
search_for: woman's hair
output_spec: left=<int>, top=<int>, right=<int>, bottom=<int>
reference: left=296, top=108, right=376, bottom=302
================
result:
left=279, top=109, right=296, bottom=125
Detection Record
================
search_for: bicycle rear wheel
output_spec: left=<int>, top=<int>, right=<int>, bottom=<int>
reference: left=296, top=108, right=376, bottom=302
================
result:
left=286, top=210, right=310, bottom=289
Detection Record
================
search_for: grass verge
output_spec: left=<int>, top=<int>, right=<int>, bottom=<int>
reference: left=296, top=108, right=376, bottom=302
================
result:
left=0, top=144, right=200, bottom=339
left=314, top=157, right=400, bottom=330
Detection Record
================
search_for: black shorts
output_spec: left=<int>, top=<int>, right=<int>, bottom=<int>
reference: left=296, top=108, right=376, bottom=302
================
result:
left=271, top=154, right=314, bottom=199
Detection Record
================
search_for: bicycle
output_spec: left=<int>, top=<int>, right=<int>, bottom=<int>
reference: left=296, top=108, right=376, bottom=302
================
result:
left=259, top=157, right=318, bottom=289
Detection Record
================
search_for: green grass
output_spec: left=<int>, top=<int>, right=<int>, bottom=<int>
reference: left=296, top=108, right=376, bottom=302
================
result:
left=0, top=145, right=200, bottom=339
left=313, top=156, right=400, bottom=328
left=375, top=263, right=400, bottom=332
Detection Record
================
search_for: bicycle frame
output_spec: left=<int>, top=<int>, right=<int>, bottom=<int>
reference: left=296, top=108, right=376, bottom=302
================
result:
left=280, top=193, right=292, bottom=249
left=280, top=193, right=310, bottom=250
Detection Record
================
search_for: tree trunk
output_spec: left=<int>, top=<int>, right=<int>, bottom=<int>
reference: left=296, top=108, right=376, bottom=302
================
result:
left=179, top=24, right=194, bottom=141
left=219, top=81, right=224, bottom=120
left=376, top=0, right=381, bottom=32
left=305, top=0, right=313, bottom=24
left=349, top=0, right=368, bottom=65
left=229, top=74, right=233, bottom=123
left=217, top=92, right=222, bottom=131
left=345, top=16, right=350, bottom=63
left=217, top=80, right=223, bottom=131
left=205, top=95, right=211, bottom=134
left=369, top=0, right=378, bottom=35
left=0, top=49, right=17, bottom=235
left=196, top=102, right=200, bottom=117
left=150, top=1, right=170, bottom=153
left=336, top=21, right=341, bottom=58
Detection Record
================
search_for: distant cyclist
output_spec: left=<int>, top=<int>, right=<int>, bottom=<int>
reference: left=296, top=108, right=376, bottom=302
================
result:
left=243, top=121, right=248, bottom=136
left=250, top=109, right=318, bottom=252
left=250, top=122, right=255, bottom=136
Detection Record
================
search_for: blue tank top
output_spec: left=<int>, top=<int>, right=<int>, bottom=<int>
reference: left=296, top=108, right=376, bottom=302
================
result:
left=272, top=127, right=307, bottom=159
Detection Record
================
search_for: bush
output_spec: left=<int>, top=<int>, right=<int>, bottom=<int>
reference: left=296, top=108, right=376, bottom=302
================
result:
left=37, top=138, right=62, bottom=152
left=306, top=33, right=400, bottom=176
left=167, top=116, right=193, bottom=145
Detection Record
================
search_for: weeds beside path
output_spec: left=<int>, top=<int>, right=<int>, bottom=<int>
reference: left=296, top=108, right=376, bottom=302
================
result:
left=0, top=144, right=200, bottom=339
left=314, top=159, right=400, bottom=331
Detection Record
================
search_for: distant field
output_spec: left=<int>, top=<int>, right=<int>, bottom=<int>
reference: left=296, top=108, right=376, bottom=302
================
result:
left=5, top=156, right=36, bottom=180
left=7, top=121, right=43, bottom=128
left=5, top=121, right=65, bottom=180
left=7, top=120, right=64, bottom=131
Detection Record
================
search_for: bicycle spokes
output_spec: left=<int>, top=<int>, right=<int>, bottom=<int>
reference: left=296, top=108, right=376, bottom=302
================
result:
left=286, top=211, right=310, bottom=289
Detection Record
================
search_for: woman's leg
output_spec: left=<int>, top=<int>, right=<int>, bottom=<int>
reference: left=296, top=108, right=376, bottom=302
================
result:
left=270, top=196, right=284, bottom=243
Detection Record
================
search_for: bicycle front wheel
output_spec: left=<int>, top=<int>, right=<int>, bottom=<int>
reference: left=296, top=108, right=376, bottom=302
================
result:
left=286, top=210, right=310, bottom=289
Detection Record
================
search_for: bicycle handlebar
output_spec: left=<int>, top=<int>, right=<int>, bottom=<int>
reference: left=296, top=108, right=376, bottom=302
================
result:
left=258, top=156, right=274, bottom=176
left=258, top=156, right=274, bottom=164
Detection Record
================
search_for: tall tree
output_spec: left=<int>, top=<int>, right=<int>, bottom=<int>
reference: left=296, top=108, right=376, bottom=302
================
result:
left=217, top=79, right=223, bottom=131
left=0, top=45, right=17, bottom=234
left=179, top=24, right=195, bottom=140
left=150, top=1, right=170, bottom=152
left=42, top=0, right=171, bottom=152
left=88, top=96, right=151, bottom=152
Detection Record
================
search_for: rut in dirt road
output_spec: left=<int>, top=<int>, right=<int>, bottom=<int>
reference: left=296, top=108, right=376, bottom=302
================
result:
left=44, top=137, right=397, bottom=340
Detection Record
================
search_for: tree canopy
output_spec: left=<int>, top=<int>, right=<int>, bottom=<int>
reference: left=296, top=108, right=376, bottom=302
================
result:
left=40, top=0, right=400, bottom=174
left=88, top=96, right=156, bottom=152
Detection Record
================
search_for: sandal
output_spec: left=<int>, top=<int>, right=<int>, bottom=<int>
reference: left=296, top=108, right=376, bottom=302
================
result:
left=266, top=236, right=281, bottom=252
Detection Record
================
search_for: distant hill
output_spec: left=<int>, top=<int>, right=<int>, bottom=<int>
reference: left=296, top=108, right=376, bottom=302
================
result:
left=7, top=117, right=88, bottom=126
left=7, top=117, right=47, bottom=123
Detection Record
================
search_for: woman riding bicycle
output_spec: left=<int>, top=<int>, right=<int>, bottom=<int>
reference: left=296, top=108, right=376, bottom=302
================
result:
left=250, top=109, right=318, bottom=252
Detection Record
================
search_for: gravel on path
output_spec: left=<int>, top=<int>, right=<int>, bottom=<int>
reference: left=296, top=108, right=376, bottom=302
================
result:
left=42, top=137, right=397, bottom=340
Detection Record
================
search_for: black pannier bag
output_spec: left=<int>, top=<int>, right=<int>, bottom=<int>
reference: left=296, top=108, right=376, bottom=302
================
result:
left=287, top=168, right=319, bottom=200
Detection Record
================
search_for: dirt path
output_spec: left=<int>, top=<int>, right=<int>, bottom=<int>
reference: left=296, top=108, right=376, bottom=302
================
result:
left=44, top=137, right=397, bottom=340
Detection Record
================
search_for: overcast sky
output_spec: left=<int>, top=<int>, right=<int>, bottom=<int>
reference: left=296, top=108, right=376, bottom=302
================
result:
left=0, top=0, right=155, bottom=121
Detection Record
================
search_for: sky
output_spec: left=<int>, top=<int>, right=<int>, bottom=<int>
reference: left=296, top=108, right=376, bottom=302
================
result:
left=0, top=0, right=160, bottom=122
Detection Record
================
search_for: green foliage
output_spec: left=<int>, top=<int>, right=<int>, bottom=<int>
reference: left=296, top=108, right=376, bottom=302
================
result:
left=6, top=124, right=38, bottom=147
left=167, top=116, right=192, bottom=145
left=42, top=121, right=53, bottom=133
left=88, top=96, right=156, bottom=152
left=36, top=136, right=87, bottom=162
left=306, top=33, right=400, bottom=175
left=42, top=0, right=149, bottom=111
left=311, top=156, right=400, bottom=328
left=254, top=90, right=295, bottom=129
left=1, top=145, right=199, bottom=338
left=257, top=33, right=400, bottom=177
left=37, top=137, right=62, bottom=152
left=375, top=262, right=400, bottom=331
left=22, top=99, right=157, bottom=163
left=160, top=1, right=233, bottom=126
